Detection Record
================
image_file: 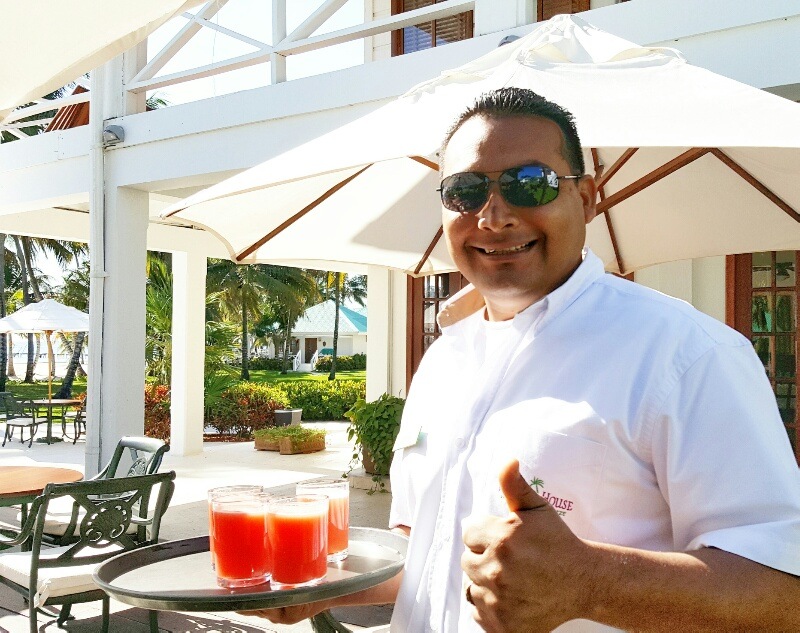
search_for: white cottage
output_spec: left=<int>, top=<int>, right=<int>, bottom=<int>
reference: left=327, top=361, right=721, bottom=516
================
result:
left=292, top=300, right=368, bottom=371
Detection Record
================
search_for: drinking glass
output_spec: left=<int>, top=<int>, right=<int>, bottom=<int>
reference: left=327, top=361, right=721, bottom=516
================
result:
left=207, top=485, right=263, bottom=571
left=209, top=488, right=270, bottom=588
left=296, top=478, right=349, bottom=562
left=267, top=494, right=329, bottom=589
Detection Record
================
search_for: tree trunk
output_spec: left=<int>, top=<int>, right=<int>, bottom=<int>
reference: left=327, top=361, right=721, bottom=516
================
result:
left=240, top=305, right=249, bottom=381
left=13, top=236, right=35, bottom=383
left=0, top=233, right=6, bottom=392
left=328, top=273, right=341, bottom=381
left=55, top=332, right=85, bottom=399
left=280, top=311, right=293, bottom=375
left=6, top=335, right=15, bottom=378
left=57, top=331, right=87, bottom=377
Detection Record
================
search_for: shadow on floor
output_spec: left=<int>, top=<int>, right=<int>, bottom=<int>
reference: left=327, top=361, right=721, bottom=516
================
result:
left=57, top=607, right=274, bottom=632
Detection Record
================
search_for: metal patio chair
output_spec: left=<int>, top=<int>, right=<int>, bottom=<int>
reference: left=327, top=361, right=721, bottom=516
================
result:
left=41, top=436, right=170, bottom=547
left=1, top=393, right=41, bottom=448
left=61, top=400, right=86, bottom=444
left=0, top=471, right=175, bottom=633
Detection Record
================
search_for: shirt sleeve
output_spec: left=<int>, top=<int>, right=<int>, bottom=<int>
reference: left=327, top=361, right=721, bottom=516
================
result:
left=649, top=341, right=800, bottom=575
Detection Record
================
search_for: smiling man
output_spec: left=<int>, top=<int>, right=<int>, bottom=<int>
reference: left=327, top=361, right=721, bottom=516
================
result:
left=254, top=88, right=800, bottom=632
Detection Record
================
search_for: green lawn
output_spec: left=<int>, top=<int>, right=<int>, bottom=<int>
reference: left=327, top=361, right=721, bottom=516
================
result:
left=246, top=369, right=366, bottom=383
left=4, top=369, right=364, bottom=400
left=5, top=378, right=87, bottom=401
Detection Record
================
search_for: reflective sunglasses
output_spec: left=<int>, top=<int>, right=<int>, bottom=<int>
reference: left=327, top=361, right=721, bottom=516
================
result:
left=438, top=164, right=582, bottom=213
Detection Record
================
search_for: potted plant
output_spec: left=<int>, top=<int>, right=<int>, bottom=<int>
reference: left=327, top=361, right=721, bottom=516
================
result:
left=344, top=393, right=404, bottom=482
left=254, top=425, right=326, bottom=453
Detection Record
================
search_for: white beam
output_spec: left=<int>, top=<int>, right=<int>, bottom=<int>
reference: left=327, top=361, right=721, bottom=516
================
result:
left=131, top=0, right=230, bottom=84
left=275, top=0, right=475, bottom=56
left=2, top=91, right=90, bottom=125
left=284, top=0, right=349, bottom=43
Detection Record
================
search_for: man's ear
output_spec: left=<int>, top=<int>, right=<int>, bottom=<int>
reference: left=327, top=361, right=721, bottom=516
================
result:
left=578, top=174, right=598, bottom=225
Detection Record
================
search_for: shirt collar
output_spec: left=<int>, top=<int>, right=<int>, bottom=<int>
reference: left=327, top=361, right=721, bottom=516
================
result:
left=437, top=248, right=605, bottom=331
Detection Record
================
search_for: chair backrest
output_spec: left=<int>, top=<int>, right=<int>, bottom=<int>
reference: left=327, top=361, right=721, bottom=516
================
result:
left=25, top=472, right=175, bottom=576
left=95, top=436, right=170, bottom=480
left=1, top=393, right=33, bottom=419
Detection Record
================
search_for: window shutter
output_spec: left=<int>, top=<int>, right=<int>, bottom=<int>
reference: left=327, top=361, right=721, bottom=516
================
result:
left=538, top=0, right=590, bottom=21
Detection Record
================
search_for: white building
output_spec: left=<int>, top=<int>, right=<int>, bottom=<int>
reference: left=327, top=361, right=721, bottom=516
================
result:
left=292, top=300, right=368, bottom=370
left=2, top=0, right=800, bottom=471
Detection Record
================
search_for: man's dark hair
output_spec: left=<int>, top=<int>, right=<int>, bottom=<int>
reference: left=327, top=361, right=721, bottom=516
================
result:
left=440, top=87, right=585, bottom=175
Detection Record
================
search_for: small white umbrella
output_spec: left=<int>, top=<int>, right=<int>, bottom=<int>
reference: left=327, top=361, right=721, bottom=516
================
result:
left=0, top=299, right=90, bottom=401
left=162, top=14, right=800, bottom=276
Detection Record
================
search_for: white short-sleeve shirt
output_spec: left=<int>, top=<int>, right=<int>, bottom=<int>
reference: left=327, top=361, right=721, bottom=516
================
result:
left=389, top=250, right=800, bottom=633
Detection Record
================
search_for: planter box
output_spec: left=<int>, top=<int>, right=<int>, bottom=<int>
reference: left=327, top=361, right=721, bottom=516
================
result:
left=278, top=435, right=326, bottom=455
left=274, top=408, right=303, bottom=427
left=254, top=436, right=280, bottom=451
left=361, top=448, right=389, bottom=476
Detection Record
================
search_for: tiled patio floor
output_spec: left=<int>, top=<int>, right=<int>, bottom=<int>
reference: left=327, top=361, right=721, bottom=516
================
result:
left=0, top=422, right=393, bottom=632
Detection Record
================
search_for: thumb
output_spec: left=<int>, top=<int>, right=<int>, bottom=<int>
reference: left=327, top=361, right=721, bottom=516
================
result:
left=499, top=459, right=550, bottom=513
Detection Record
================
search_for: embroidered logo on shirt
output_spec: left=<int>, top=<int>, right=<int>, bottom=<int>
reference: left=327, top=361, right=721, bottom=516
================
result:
left=529, top=476, right=575, bottom=517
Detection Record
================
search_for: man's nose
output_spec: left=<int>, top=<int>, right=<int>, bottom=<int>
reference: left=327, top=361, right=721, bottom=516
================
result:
left=476, top=184, right=519, bottom=231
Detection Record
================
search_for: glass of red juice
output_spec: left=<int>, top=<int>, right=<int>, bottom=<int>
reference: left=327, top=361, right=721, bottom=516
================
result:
left=296, top=479, right=349, bottom=562
left=210, top=491, right=271, bottom=588
left=207, top=485, right=263, bottom=571
left=267, top=494, right=329, bottom=589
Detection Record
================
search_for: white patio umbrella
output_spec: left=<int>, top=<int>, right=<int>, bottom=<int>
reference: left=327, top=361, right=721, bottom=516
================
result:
left=0, top=299, right=90, bottom=401
left=162, top=14, right=800, bottom=276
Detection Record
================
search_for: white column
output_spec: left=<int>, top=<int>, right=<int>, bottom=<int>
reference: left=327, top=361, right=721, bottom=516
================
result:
left=85, top=44, right=147, bottom=476
left=96, top=184, right=150, bottom=468
left=366, top=266, right=392, bottom=401
left=169, top=249, right=207, bottom=456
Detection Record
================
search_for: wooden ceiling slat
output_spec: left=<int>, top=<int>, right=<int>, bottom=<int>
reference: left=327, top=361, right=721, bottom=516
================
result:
left=591, top=148, right=625, bottom=274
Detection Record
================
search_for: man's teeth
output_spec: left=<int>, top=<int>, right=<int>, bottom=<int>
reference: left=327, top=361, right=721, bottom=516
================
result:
left=483, top=241, right=533, bottom=254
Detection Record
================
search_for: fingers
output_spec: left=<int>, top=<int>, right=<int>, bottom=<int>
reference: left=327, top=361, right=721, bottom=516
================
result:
left=499, top=459, right=550, bottom=513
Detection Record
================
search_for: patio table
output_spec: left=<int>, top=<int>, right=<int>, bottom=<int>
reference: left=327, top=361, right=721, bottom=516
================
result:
left=0, top=464, right=83, bottom=546
left=95, top=527, right=407, bottom=632
left=31, top=398, right=81, bottom=444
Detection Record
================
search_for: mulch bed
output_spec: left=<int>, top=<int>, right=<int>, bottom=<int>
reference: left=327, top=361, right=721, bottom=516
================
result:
left=202, top=434, right=251, bottom=443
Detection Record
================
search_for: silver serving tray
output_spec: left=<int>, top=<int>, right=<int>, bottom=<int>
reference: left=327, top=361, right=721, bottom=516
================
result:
left=94, top=527, right=407, bottom=612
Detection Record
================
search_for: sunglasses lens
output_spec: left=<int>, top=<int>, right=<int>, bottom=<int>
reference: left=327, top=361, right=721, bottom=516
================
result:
left=440, top=172, right=489, bottom=213
left=501, top=165, right=559, bottom=207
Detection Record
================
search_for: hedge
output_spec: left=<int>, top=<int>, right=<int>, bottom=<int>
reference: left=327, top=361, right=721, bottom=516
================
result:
left=277, top=380, right=365, bottom=420
left=144, top=384, right=171, bottom=441
left=205, top=382, right=290, bottom=438
left=314, top=353, right=366, bottom=371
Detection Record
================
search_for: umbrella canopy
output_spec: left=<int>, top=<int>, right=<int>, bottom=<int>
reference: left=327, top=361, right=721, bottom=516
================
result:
left=0, top=299, right=89, bottom=335
left=162, top=14, right=800, bottom=276
left=0, top=299, right=89, bottom=402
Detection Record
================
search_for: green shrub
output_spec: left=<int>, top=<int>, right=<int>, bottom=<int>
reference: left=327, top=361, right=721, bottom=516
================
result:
left=278, top=380, right=365, bottom=420
left=314, top=353, right=366, bottom=371
left=248, top=357, right=289, bottom=371
left=144, top=384, right=171, bottom=442
left=345, top=393, right=405, bottom=488
left=254, top=425, right=325, bottom=442
left=205, top=382, right=290, bottom=438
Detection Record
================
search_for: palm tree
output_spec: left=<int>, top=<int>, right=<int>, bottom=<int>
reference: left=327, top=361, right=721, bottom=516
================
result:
left=207, top=261, right=318, bottom=380
left=317, top=273, right=367, bottom=380
left=55, top=259, right=90, bottom=398
left=144, top=255, right=173, bottom=384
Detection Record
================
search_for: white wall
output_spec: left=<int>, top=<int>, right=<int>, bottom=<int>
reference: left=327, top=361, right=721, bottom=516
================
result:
left=352, top=334, right=368, bottom=355
left=634, top=256, right=726, bottom=323
left=366, top=0, right=393, bottom=62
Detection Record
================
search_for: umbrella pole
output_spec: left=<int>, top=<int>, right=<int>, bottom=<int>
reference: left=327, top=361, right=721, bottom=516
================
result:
left=47, top=331, right=53, bottom=402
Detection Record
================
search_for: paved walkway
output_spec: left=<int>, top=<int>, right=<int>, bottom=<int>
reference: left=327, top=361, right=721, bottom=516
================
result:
left=0, top=422, right=394, bottom=632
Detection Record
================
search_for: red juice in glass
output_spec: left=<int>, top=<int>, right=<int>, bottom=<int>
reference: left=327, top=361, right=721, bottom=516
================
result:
left=210, top=495, right=270, bottom=588
left=207, top=485, right=262, bottom=571
left=297, top=479, right=349, bottom=562
left=267, top=495, right=328, bottom=588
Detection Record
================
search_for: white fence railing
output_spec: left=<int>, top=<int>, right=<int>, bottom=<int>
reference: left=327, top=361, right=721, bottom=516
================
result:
left=309, top=349, right=320, bottom=370
left=291, top=351, right=301, bottom=372
left=0, top=0, right=475, bottom=131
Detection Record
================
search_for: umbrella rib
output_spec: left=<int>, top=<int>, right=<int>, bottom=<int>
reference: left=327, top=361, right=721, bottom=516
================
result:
left=596, top=148, right=711, bottom=214
left=410, top=156, right=440, bottom=171
left=591, top=149, right=626, bottom=275
left=595, top=148, right=638, bottom=189
left=709, top=149, right=800, bottom=223
left=235, top=164, right=373, bottom=261
left=414, top=226, right=444, bottom=276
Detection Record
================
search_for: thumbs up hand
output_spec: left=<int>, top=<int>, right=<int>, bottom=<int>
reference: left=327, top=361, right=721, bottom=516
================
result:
left=461, top=460, right=594, bottom=633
